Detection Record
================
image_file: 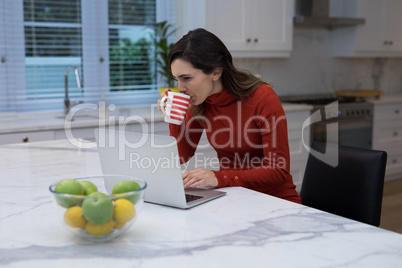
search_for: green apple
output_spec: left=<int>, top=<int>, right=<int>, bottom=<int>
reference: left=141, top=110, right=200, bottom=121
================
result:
left=82, top=193, right=114, bottom=224
left=80, top=181, right=98, bottom=195
left=89, top=192, right=108, bottom=196
left=112, top=180, right=141, bottom=204
left=54, top=179, right=84, bottom=208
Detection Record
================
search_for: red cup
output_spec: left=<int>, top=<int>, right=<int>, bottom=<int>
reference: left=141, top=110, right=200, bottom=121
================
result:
left=159, top=92, right=191, bottom=125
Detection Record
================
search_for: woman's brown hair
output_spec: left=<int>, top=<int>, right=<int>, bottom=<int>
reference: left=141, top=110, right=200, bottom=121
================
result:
left=168, top=28, right=268, bottom=118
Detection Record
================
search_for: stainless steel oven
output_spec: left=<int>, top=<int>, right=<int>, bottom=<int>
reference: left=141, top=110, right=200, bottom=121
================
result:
left=281, top=95, right=374, bottom=149
left=312, top=102, right=373, bottom=149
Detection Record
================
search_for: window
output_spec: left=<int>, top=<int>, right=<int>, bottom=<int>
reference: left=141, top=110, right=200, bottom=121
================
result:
left=0, top=0, right=171, bottom=114
left=108, top=0, right=155, bottom=92
left=24, top=0, right=83, bottom=107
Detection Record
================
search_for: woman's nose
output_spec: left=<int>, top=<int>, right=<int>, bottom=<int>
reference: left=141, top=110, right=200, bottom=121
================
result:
left=178, top=82, right=186, bottom=93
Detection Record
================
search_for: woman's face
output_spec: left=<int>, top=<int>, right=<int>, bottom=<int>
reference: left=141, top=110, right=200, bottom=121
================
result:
left=171, top=59, right=222, bottom=105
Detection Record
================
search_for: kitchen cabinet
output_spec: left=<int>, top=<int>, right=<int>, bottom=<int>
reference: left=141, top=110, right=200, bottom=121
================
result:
left=54, top=122, right=169, bottom=142
left=286, top=109, right=311, bottom=192
left=54, top=127, right=97, bottom=141
left=177, top=0, right=294, bottom=58
left=0, top=130, right=54, bottom=145
left=0, top=128, right=99, bottom=145
left=125, top=121, right=169, bottom=135
left=372, top=100, right=402, bottom=180
left=333, top=0, right=402, bottom=57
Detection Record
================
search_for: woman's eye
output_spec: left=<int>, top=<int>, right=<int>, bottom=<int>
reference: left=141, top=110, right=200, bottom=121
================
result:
left=181, top=77, right=191, bottom=81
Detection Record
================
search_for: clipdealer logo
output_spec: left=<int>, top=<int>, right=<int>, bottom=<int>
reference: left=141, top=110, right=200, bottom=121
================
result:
left=64, top=101, right=340, bottom=168
left=302, top=101, right=339, bottom=167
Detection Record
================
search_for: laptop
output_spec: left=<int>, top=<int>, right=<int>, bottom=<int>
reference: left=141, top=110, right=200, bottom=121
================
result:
left=94, top=128, right=226, bottom=209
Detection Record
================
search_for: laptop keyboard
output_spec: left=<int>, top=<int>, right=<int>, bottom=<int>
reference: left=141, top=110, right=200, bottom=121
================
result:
left=186, top=194, right=204, bottom=203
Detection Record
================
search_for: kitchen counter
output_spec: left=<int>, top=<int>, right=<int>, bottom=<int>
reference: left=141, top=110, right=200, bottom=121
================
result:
left=0, top=105, right=165, bottom=134
left=0, top=103, right=312, bottom=135
left=1, top=139, right=402, bottom=267
left=368, top=94, right=402, bottom=105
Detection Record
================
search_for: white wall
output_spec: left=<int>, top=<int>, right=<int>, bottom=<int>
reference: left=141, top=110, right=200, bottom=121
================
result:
left=233, top=28, right=402, bottom=97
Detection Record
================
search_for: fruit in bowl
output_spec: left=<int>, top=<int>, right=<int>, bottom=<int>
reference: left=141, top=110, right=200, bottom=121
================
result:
left=112, top=180, right=141, bottom=204
left=54, top=179, right=85, bottom=208
left=49, top=175, right=147, bottom=242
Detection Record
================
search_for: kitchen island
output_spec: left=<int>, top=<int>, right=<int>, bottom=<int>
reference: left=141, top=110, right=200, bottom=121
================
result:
left=1, top=139, right=402, bottom=267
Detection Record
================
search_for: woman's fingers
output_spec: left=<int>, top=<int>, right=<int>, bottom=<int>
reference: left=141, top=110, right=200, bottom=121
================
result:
left=183, top=173, right=200, bottom=188
left=157, top=88, right=170, bottom=111
left=160, top=88, right=170, bottom=98
left=182, top=169, right=218, bottom=188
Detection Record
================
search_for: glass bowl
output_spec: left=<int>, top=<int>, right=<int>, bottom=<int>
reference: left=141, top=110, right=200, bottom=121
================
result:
left=49, top=175, right=147, bottom=242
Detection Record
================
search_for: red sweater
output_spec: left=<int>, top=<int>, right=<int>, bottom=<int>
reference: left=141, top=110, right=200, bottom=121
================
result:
left=169, top=84, right=302, bottom=204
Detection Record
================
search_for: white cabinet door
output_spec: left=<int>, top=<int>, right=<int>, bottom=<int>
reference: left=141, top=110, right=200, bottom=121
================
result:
left=353, top=0, right=384, bottom=52
left=54, top=127, right=96, bottom=141
left=248, top=0, right=293, bottom=53
left=383, top=0, right=402, bottom=52
left=0, top=131, right=54, bottom=145
left=372, top=101, right=402, bottom=180
left=204, top=0, right=247, bottom=51
left=180, top=0, right=293, bottom=58
left=334, top=0, right=402, bottom=57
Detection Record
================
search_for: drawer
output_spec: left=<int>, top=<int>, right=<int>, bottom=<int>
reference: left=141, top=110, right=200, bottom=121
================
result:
left=54, top=128, right=95, bottom=141
left=285, top=111, right=311, bottom=130
left=125, top=122, right=169, bottom=134
left=288, top=128, right=310, bottom=160
left=372, top=122, right=402, bottom=149
left=374, top=103, right=402, bottom=121
left=0, top=131, right=54, bottom=145
left=384, top=151, right=402, bottom=179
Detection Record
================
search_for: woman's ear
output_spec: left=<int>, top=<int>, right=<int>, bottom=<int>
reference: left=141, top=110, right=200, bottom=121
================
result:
left=212, top=68, right=223, bottom=81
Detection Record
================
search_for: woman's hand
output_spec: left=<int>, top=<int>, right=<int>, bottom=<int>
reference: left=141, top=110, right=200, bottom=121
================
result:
left=157, top=88, right=170, bottom=112
left=182, top=168, right=218, bottom=188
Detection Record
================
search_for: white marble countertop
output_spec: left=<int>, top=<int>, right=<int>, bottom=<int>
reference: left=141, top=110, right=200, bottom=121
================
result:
left=1, top=139, right=402, bottom=267
left=0, top=103, right=312, bottom=135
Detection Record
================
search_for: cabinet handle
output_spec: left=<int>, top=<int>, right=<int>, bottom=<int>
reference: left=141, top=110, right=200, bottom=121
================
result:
left=395, top=109, right=400, bottom=114
left=393, top=159, right=397, bottom=164
left=394, top=131, right=399, bottom=137
left=1, top=56, right=5, bottom=63
left=383, top=41, right=388, bottom=45
left=254, top=38, right=258, bottom=43
left=246, top=38, right=251, bottom=43
left=389, top=41, right=393, bottom=45
left=22, top=137, right=29, bottom=143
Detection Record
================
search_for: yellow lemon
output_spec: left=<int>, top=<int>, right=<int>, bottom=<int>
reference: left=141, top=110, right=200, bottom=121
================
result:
left=113, top=199, right=136, bottom=224
left=64, top=206, right=86, bottom=229
left=113, top=219, right=126, bottom=229
left=85, top=219, right=114, bottom=236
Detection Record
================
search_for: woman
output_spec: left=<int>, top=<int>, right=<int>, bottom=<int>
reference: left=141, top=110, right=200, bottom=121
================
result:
left=158, top=28, right=301, bottom=204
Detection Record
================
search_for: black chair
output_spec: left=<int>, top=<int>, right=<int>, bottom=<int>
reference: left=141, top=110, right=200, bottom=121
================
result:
left=300, top=142, right=387, bottom=226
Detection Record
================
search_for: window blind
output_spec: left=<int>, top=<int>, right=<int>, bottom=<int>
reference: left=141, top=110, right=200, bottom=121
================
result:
left=0, top=0, right=163, bottom=113
left=23, top=0, right=83, bottom=104
left=0, top=0, right=9, bottom=113
left=108, top=0, right=156, bottom=92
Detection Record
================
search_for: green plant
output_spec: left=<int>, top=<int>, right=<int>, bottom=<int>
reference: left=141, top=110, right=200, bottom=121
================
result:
left=151, top=21, right=177, bottom=88
left=109, top=37, right=153, bottom=91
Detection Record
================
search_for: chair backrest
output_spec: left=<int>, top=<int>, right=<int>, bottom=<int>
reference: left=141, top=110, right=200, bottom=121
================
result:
left=300, top=142, right=387, bottom=226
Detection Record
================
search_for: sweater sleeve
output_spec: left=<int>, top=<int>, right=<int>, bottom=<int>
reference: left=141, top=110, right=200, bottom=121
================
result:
left=212, top=91, right=293, bottom=191
left=169, top=109, right=204, bottom=164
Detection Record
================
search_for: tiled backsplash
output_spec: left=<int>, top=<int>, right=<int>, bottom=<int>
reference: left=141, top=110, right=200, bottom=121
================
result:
left=234, top=28, right=402, bottom=97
